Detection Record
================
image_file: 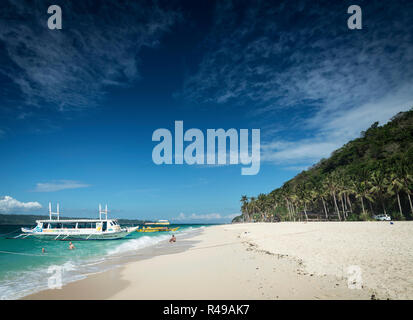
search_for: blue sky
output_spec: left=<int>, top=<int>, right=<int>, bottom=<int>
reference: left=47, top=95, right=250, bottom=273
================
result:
left=1, top=0, right=413, bottom=223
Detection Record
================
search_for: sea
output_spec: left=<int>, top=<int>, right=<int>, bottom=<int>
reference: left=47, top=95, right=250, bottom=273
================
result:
left=0, top=224, right=205, bottom=299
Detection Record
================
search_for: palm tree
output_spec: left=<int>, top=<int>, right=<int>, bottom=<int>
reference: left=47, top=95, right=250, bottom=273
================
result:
left=398, top=158, right=413, bottom=215
left=290, top=192, right=300, bottom=221
left=369, top=169, right=389, bottom=215
left=351, top=174, right=373, bottom=217
left=240, top=195, right=249, bottom=222
left=285, top=195, right=293, bottom=221
left=317, top=179, right=330, bottom=219
left=267, top=192, right=279, bottom=222
left=309, top=186, right=322, bottom=218
left=342, top=175, right=354, bottom=214
left=281, top=184, right=294, bottom=221
left=248, top=197, right=257, bottom=222
left=257, top=193, right=267, bottom=221
left=388, top=173, right=404, bottom=218
left=324, top=173, right=341, bottom=221
left=295, top=183, right=309, bottom=222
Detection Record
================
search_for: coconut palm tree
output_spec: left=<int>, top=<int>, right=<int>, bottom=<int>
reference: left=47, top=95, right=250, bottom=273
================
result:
left=369, top=169, right=390, bottom=215
left=295, top=183, right=309, bottom=222
left=281, top=184, right=294, bottom=221
left=240, top=195, right=249, bottom=222
left=388, top=173, right=404, bottom=218
left=398, top=158, right=413, bottom=215
left=316, top=179, right=330, bottom=219
left=309, top=186, right=321, bottom=218
left=248, top=197, right=257, bottom=222
left=351, top=175, right=373, bottom=218
left=324, top=173, right=341, bottom=221
left=267, top=192, right=279, bottom=222
left=257, top=193, right=267, bottom=221
left=342, top=174, right=354, bottom=214
left=290, top=192, right=300, bottom=221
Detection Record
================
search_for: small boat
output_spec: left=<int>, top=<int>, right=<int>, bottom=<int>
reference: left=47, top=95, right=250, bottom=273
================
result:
left=18, top=203, right=138, bottom=240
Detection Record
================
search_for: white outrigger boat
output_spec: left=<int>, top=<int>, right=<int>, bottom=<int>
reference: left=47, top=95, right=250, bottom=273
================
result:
left=18, top=203, right=138, bottom=240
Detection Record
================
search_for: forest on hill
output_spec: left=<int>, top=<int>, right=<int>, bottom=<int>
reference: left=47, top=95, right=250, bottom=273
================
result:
left=233, top=109, right=413, bottom=223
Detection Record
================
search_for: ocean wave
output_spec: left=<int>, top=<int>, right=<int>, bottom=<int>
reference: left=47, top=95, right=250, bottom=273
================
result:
left=106, top=234, right=171, bottom=256
left=0, top=225, right=205, bottom=299
left=106, top=226, right=203, bottom=256
left=0, top=260, right=86, bottom=300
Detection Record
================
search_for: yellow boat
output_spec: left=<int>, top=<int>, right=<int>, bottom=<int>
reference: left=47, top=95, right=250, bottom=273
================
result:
left=136, top=226, right=180, bottom=233
left=137, top=227, right=158, bottom=233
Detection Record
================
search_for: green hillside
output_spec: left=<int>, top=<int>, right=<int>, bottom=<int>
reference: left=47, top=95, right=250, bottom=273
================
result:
left=234, top=109, right=413, bottom=223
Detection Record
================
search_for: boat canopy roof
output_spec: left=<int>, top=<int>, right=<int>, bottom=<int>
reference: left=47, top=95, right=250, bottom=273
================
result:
left=36, top=219, right=118, bottom=223
left=36, top=203, right=118, bottom=224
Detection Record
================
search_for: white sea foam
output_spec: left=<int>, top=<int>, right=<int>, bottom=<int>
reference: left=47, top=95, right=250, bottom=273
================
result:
left=0, top=260, right=87, bottom=300
left=107, top=234, right=171, bottom=256
left=0, top=225, right=205, bottom=299
left=107, top=226, right=203, bottom=256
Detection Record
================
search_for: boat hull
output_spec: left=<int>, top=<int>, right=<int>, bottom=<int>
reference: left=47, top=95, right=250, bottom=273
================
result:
left=136, top=226, right=179, bottom=233
left=21, top=227, right=138, bottom=241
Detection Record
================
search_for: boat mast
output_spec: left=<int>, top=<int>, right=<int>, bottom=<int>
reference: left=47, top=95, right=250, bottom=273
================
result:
left=49, top=202, right=60, bottom=220
left=99, top=204, right=108, bottom=220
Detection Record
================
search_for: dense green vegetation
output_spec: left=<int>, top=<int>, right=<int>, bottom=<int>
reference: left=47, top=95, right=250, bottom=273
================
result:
left=233, top=110, right=413, bottom=223
left=0, top=213, right=146, bottom=226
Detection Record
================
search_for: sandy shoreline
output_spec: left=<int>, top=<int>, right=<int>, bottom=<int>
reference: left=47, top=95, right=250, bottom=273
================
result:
left=25, top=222, right=413, bottom=300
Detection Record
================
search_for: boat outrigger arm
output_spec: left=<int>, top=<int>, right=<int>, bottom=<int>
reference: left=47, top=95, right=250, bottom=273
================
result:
left=17, top=203, right=138, bottom=240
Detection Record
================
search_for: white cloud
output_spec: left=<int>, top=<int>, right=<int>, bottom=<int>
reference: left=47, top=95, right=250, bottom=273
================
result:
left=0, top=196, right=42, bottom=213
left=262, top=85, right=413, bottom=165
left=282, top=166, right=309, bottom=172
left=309, top=84, right=413, bottom=139
left=174, top=212, right=239, bottom=222
left=33, top=180, right=90, bottom=192
left=262, top=140, right=340, bottom=163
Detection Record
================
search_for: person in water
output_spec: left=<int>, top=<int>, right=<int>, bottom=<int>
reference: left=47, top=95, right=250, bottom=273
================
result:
left=69, top=242, right=75, bottom=250
left=42, top=248, right=45, bottom=254
left=169, top=234, right=176, bottom=243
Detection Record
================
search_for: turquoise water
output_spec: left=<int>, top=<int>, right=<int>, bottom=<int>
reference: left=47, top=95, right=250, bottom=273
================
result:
left=0, top=224, right=204, bottom=299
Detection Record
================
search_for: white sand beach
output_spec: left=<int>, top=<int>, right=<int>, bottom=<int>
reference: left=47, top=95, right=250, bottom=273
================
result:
left=25, top=222, right=413, bottom=300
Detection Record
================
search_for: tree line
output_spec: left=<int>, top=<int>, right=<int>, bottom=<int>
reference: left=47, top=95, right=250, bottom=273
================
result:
left=234, top=110, right=413, bottom=222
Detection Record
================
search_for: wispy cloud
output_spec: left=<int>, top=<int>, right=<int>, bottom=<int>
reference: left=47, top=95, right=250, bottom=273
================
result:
left=0, top=0, right=180, bottom=112
left=174, top=212, right=239, bottom=222
left=0, top=195, right=42, bottom=213
left=180, top=0, right=413, bottom=166
left=262, top=140, right=341, bottom=164
left=282, top=165, right=309, bottom=172
left=261, top=84, right=413, bottom=165
left=33, top=180, right=90, bottom=192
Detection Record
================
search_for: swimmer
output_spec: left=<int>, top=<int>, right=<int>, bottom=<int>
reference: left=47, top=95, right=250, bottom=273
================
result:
left=169, top=234, right=176, bottom=243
